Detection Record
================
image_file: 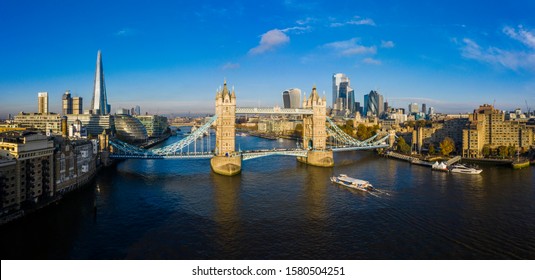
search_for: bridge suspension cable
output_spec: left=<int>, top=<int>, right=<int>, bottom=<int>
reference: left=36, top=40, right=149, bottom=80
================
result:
left=151, top=115, right=217, bottom=155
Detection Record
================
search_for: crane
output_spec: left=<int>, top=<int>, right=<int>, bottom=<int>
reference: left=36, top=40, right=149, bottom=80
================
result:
left=526, top=100, right=531, bottom=116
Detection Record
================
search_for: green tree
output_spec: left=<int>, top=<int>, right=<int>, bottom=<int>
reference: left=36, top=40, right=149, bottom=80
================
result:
left=507, top=145, right=516, bottom=158
left=482, top=144, right=491, bottom=157
left=429, top=143, right=436, bottom=155
left=498, top=146, right=508, bottom=158
left=439, top=137, right=455, bottom=156
left=397, top=137, right=411, bottom=154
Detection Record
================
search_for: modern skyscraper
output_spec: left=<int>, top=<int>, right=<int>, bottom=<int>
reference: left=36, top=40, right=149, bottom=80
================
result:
left=72, top=97, right=83, bottom=114
left=38, top=92, right=48, bottom=114
left=91, top=50, right=110, bottom=115
left=337, top=81, right=355, bottom=113
left=422, top=103, right=427, bottom=114
left=332, top=73, right=350, bottom=109
left=62, top=90, right=73, bottom=115
left=409, top=103, right=419, bottom=114
left=364, top=90, right=384, bottom=117
left=282, top=88, right=301, bottom=109
left=135, top=105, right=141, bottom=116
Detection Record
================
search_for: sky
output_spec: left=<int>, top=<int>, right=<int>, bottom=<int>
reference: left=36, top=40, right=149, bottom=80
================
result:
left=1, top=0, right=534, bottom=116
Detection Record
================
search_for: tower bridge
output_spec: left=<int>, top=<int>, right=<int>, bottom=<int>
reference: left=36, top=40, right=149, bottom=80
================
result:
left=108, top=81, right=395, bottom=176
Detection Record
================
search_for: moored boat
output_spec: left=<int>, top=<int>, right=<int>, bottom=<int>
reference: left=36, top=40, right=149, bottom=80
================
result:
left=450, top=164, right=482, bottom=174
left=512, top=158, right=530, bottom=169
left=431, top=161, right=448, bottom=172
left=330, top=174, right=373, bottom=192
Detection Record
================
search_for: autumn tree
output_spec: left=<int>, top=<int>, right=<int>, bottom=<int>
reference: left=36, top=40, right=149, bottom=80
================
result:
left=397, top=137, right=411, bottom=154
left=439, top=137, right=455, bottom=156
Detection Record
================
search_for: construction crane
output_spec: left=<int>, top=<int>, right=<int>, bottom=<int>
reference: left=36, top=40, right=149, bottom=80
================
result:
left=526, top=100, right=531, bottom=116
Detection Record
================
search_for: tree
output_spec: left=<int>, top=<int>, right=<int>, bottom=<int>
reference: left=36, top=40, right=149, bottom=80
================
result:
left=498, top=146, right=508, bottom=158
left=439, top=137, right=455, bottom=156
left=429, top=143, right=436, bottom=155
left=397, top=137, right=411, bottom=154
left=482, top=144, right=491, bottom=157
left=507, top=145, right=516, bottom=158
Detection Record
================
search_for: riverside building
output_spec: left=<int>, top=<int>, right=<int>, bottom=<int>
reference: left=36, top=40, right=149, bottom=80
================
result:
left=0, top=131, right=54, bottom=213
left=462, top=104, right=534, bottom=158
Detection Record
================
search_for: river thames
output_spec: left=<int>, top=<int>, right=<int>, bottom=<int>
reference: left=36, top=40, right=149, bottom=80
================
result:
left=1, top=134, right=534, bottom=259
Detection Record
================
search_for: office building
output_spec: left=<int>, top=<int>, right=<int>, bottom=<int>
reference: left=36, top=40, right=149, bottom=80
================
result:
left=72, top=97, right=83, bottom=115
left=14, top=112, right=62, bottom=134
left=364, top=90, right=384, bottom=117
left=38, top=92, right=48, bottom=114
left=135, top=115, right=169, bottom=137
left=65, top=114, right=113, bottom=136
left=114, top=115, right=147, bottom=143
left=91, top=50, right=110, bottom=115
left=332, top=73, right=350, bottom=109
left=409, top=103, right=419, bottom=114
left=282, top=88, right=302, bottom=109
left=135, top=105, right=141, bottom=116
left=422, top=103, right=427, bottom=115
left=62, top=90, right=73, bottom=115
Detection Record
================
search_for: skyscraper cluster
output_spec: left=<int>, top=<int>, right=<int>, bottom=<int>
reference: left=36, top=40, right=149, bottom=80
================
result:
left=332, top=73, right=355, bottom=113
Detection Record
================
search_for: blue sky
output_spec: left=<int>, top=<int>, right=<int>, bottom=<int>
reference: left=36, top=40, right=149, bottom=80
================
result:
left=1, top=0, right=534, bottom=116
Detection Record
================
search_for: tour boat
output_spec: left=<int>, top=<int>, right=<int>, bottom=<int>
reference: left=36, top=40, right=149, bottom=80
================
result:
left=450, top=164, right=482, bottom=174
left=330, top=174, right=373, bottom=192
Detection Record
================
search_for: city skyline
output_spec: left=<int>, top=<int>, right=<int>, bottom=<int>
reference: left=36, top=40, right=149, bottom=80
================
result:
left=1, top=0, right=534, bottom=116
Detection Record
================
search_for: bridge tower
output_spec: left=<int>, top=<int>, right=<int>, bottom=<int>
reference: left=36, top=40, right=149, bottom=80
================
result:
left=211, top=81, right=242, bottom=176
left=298, top=86, right=334, bottom=167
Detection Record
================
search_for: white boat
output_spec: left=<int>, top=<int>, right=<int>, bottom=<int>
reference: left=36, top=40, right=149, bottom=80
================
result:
left=330, top=174, right=373, bottom=192
left=432, top=161, right=449, bottom=172
left=450, top=164, right=482, bottom=174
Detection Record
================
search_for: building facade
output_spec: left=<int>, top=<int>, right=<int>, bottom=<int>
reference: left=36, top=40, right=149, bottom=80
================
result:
left=72, top=97, right=83, bottom=115
left=62, top=90, right=73, bottom=115
left=462, top=104, right=534, bottom=158
left=14, top=112, right=62, bottom=134
left=135, top=115, right=169, bottom=137
left=282, top=88, right=301, bottom=109
left=38, top=92, right=48, bottom=114
left=0, top=132, right=54, bottom=213
left=54, top=138, right=98, bottom=194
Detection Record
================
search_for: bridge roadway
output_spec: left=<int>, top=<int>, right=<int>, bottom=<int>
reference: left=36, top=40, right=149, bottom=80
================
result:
left=109, top=144, right=390, bottom=160
left=236, top=107, right=313, bottom=115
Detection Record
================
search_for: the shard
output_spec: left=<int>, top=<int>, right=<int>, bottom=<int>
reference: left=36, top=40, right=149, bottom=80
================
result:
left=91, top=50, right=110, bottom=115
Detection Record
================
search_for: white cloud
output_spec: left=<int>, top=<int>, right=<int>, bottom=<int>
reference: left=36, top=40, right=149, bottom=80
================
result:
left=296, top=17, right=315, bottom=25
left=363, top=58, right=381, bottom=65
left=248, top=29, right=290, bottom=55
left=324, top=38, right=377, bottom=56
left=330, top=16, right=376, bottom=27
left=115, top=28, right=135, bottom=37
left=503, top=25, right=535, bottom=49
left=222, top=62, right=240, bottom=70
left=280, top=26, right=311, bottom=34
left=381, top=40, right=395, bottom=48
left=460, top=38, right=535, bottom=71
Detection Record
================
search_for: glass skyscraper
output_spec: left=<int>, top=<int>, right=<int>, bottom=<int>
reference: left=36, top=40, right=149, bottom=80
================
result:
left=91, top=50, right=110, bottom=115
